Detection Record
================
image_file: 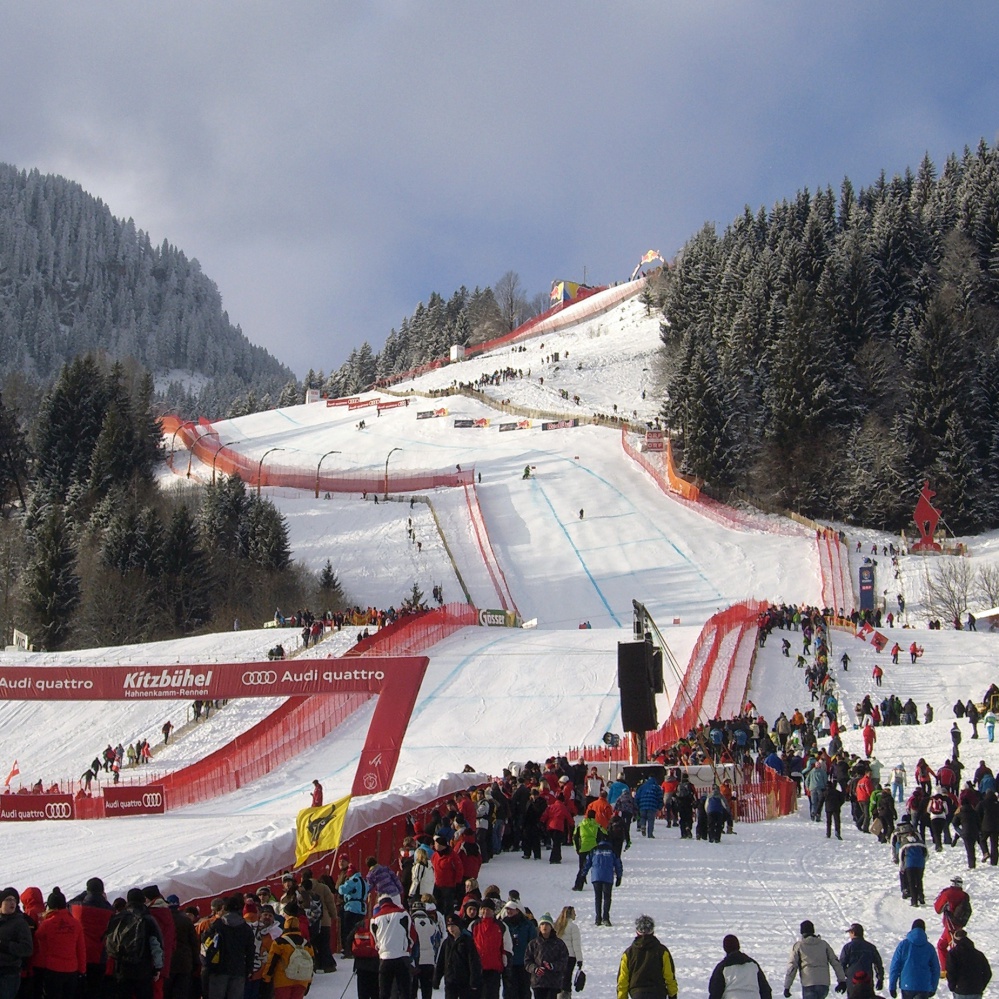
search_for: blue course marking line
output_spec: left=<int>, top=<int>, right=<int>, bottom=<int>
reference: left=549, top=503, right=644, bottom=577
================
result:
left=565, top=458, right=725, bottom=603
left=533, top=480, right=622, bottom=626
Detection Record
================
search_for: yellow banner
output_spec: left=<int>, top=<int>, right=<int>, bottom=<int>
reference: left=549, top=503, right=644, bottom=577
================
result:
left=294, top=794, right=351, bottom=866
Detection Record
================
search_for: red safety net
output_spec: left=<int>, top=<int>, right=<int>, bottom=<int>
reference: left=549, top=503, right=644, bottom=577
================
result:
left=817, top=527, right=851, bottom=613
left=621, top=429, right=806, bottom=537
left=462, top=483, right=518, bottom=614
left=163, top=419, right=473, bottom=495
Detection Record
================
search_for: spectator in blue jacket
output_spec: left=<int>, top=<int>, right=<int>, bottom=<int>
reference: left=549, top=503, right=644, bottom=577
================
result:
left=581, top=837, right=623, bottom=927
left=888, top=919, right=940, bottom=999
left=635, top=777, right=665, bottom=838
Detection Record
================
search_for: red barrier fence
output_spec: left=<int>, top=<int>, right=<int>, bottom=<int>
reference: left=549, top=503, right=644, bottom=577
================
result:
left=346, top=602, right=480, bottom=656
left=162, top=417, right=473, bottom=496
left=621, top=429, right=806, bottom=537
left=462, top=484, right=518, bottom=615
left=817, top=528, right=852, bottom=613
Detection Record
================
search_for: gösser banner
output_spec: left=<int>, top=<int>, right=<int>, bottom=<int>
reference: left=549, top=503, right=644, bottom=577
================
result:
left=1, top=794, right=74, bottom=821
left=0, top=656, right=428, bottom=701
left=104, top=785, right=167, bottom=816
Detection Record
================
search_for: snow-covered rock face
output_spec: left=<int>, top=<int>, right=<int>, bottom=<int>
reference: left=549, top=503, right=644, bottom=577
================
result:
left=4, top=290, right=999, bottom=998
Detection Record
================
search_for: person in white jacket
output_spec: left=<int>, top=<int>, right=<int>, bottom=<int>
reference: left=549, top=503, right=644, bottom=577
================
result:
left=409, top=846, right=436, bottom=903
left=555, top=905, right=583, bottom=999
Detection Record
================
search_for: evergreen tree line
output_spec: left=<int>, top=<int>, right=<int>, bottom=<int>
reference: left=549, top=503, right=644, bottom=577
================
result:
left=0, top=163, right=294, bottom=418
left=656, top=139, right=999, bottom=533
left=318, top=272, right=545, bottom=398
left=0, top=353, right=342, bottom=651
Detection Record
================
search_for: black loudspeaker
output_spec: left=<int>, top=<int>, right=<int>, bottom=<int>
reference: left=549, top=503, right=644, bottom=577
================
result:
left=650, top=648, right=664, bottom=694
left=618, top=642, right=657, bottom=733
left=622, top=763, right=666, bottom=787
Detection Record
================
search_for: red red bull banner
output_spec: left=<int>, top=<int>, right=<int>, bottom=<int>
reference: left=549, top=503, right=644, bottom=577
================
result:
left=104, top=785, right=167, bottom=816
left=1, top=793, right=74, bottom=821
left=0, top=656, right=428, bottom=700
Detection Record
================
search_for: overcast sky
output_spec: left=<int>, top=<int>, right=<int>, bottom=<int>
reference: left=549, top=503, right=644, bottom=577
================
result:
left=2, top=3, right=997, bottom=378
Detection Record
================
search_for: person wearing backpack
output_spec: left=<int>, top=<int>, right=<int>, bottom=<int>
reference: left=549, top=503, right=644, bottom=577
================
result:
left=203, top=894, right=255, bottom=999
left=105, top=887, right=164, bottom=998
left=933, top=877, right=971, bottom=972
left=263, top=913, right=314, bottom=999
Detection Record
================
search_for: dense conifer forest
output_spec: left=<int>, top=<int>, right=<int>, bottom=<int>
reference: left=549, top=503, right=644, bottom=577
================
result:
left=0, top=163, right=295, bottom=417
left=654, top=140, right=999, bottom=533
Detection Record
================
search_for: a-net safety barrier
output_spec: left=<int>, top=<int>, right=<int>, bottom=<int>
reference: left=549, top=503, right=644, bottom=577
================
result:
left=162, top=416, right=472, bottom=495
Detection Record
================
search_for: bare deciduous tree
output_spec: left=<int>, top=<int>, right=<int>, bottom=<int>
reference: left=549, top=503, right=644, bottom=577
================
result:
left=494, top=271, right=529, bottom=332
left=925, top=556, right=975, bottom=623
left=975, top=564, right=999, bottom=608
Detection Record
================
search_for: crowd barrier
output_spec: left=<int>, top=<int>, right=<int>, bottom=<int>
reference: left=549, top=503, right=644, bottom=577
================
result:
left=346, top=603, right=480, bottom=657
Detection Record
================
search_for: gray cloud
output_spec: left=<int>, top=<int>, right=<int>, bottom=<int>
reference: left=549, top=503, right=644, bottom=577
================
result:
left=2, top=3, right=997, bottom=376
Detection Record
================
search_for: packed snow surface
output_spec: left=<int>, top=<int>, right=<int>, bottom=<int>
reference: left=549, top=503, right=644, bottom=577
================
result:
left=3, top=285, right=998, bottom=992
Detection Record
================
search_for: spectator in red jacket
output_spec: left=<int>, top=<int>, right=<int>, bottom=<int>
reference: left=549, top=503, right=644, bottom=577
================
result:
left=541, top=796, right=574, bottom=864
left=431, top=836, right=465, bottom=917
left=69, top=877, right=114, bottom=999
left=34, top=888, right=86, bottom=995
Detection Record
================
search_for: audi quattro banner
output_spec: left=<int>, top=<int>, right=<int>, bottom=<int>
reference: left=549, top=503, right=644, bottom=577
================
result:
left=1, top=794, right=74, bottom=821
left=326, top=396, right=360, bottom=407
left=541, top=419, right=578, bottom=431
left=0, top=656, right=430, bottom=700
left=104, top=785, right=167, bottom=816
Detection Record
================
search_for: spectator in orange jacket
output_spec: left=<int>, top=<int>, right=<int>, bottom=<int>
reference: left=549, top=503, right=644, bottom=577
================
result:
left=588, top=791, right=614, bottom=831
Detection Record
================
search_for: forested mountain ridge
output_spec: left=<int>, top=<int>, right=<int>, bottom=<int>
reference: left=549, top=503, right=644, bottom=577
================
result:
left=657, top=139, right=999, bottom=533
left=0, top=163, right=295, bottom=416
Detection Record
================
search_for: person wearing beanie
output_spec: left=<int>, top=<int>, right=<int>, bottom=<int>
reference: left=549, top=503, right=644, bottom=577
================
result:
left=263, top=900, right=316, bottom=998
left=142, top=885, right=177, bottom=999
left=617, top=915, right=677, bottom=999
left=204, top=894, right=255, bottom=997
left=69, top=875, right=114, bottom=999
left=501, top=896, right=537, bottom=998
left=0, top=888, right=34, bottom=996
left=166, top=892, right=200, bottom=999
left=709, top=934, right=772, bottom=999
left=784, top=921, right=846, bottom=999
left=105, top=888, right=165, bottom=991
left=839, top=924, right=885, bottom=993
left=411, top=893, right=447, bottom=999
left=370, top=893, right=417, bottom=999
left=944, top=929, right=991, bottom=999
left=888, top=919, right=939, bottom=999
left=34, top=887, right=86, bottom=994
left=433, top=910, right=482, bottom=996
left=525, top=912, right=568, bottom=999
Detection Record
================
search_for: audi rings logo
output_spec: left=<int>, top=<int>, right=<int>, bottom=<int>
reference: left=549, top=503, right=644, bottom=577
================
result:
left=142, top=793, right=163, bottom=808
left=45, top=802, right=72, bottom=819
left=242, top=670, right=278, bottom=686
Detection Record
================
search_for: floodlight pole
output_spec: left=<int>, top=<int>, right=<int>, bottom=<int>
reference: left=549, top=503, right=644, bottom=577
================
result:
left=257, top=447, right=287, bottom=496
left=316, top=450, right=341, bottom=499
